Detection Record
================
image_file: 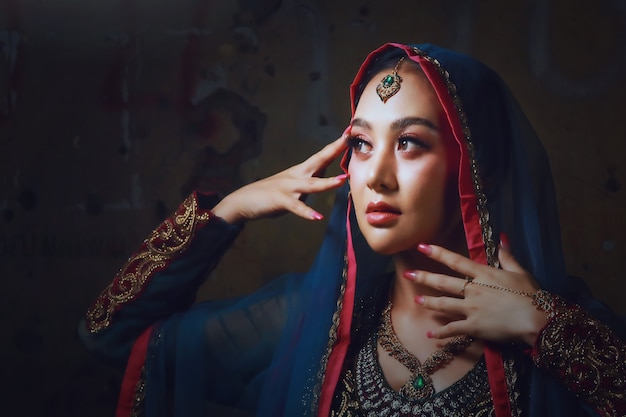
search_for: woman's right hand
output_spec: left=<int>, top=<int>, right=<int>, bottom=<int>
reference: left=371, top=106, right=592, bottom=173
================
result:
left=212, top=132, right=350, bottom=224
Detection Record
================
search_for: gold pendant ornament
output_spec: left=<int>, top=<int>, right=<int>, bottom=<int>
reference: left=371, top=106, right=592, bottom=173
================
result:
left=376, top=57, right=405, bottom=103
left=400, top=369, right=435, bottom=400
left=378, top=301, right=473, bottom=400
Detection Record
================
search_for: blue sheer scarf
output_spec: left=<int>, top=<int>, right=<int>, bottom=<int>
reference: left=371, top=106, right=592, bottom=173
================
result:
left=142, top=43, right=624, bottom=417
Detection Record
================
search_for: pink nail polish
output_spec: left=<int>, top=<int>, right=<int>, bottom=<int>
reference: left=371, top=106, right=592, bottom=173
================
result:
left=417, top=243, right=432, bottom=256
left=403, top=271, right=416, bottom=280
left=426, top=331, right=435, bottom=339
left=342, top=125, right=352, bottom=137
left=335, top=173, right=349, bottom=181
left=500, top=232, right=510, bottom=250
left=311, top=211, right=324, bottom=220
left=415, top=295, right=425, bottom=304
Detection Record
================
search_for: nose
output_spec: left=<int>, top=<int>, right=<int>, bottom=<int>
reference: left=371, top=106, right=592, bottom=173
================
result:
left=366, top=148, right=398, bottom=192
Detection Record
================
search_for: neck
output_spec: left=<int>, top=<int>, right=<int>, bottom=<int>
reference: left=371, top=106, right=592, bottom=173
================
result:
left=390, top=230, right=468, bottom=316
left=389, top=251, right=451, bottom=312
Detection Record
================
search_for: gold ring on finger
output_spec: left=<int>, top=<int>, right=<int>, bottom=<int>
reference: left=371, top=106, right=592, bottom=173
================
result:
left=460, top=276, right=473, bottom=297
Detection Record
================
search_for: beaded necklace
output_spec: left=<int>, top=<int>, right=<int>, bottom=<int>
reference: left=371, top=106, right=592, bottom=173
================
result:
left=378, top=301, right=473, bottom=399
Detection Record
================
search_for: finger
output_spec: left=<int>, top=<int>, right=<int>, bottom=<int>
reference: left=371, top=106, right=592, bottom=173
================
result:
left=417, top=244, right=488, bottom=278
left=295, top=174, right=349, bottom=195
left=427, top=320, right=468, bottom=340
left=282, top=196, right=325, bottom=221
left=301, top=135, right=348, bottom=176
left=497, top=245, right=526, bottom=274
left=298, top=174, right=348, bottom=203
left=417, top=294, right=466, bottom=316
left=499, top=232, right=511, bottom=250
left=405, top=270, right=468, bottom=297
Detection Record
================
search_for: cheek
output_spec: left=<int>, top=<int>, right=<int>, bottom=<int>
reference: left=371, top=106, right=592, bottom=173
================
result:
left=428, top=166, right=450, bottom=212
left=400, top=159, right=447, bottom=200
left=347, top=159, right=365, bottom=190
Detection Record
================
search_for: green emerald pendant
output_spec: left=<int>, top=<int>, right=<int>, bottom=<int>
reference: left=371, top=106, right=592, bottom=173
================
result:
left=413, top=374, right=425, bottom=390
left=382, top=75, right=394, bottom=87
left=400, top=372, right=434, bottom=400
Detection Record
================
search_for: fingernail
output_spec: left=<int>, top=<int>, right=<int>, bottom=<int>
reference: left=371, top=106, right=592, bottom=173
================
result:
left=342, top=125, right=352, bottom=137
left=403, top=271, right=416, bottom=280
left=499, top=232, right=510, bottom=250
left=415, top=295, right=425, bottom=305
left=426, top=330, right=435, bottom=339
left=335, top=173, right=349, bottom=181
left=311, top=211, right=324, bottom=220
left=417, top=243, right=432, bottom=256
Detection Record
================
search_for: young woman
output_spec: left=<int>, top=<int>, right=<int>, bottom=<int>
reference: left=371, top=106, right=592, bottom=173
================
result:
left=80, top=43, right=626, bottom=417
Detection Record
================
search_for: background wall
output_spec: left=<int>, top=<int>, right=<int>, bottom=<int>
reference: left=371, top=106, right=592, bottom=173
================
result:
left=1, top=0, right=625, bottom=416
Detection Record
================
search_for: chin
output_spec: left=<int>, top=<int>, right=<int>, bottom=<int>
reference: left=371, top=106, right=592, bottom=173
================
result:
left=355, top=214, right=442, bottom=256
left=361, top=232, right=418, bottom=256
left=370, top=246, right=405, bottom=256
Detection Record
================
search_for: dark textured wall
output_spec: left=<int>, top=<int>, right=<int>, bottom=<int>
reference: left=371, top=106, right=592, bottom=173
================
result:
left=1, top=0, right=625, bottom=415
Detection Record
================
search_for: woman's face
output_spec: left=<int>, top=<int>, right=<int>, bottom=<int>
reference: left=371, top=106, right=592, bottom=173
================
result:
left=348, top=66, right=453, bottom=255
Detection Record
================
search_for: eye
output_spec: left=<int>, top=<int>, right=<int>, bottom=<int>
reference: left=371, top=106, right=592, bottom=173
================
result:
left=346, top=136, right=373, bottom=154
left=397, top=136, right=428, bottom=152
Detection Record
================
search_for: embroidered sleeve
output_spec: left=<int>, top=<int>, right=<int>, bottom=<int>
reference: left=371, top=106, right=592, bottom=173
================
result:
left=84, top=192, right=240, bottom=334
left=530, top=295, right=626, bottom=417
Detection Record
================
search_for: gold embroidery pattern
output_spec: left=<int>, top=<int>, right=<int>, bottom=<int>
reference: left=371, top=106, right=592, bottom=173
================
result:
left=330, top=370, right=359, bottom=417
left=130, top=366, right=146, bottom=417
left=502, top=351, right=524, bottom=417
left=86, top=194, right=213, bottom=333
left=354, top=335, right=493, bottom=416
left=328, top=343, right=530, bottom=416
left=329, top=337, right=532, bottom=416
left=532, top=303, right=626, bottom=417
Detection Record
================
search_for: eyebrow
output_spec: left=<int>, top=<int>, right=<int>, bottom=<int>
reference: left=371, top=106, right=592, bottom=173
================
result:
left=351, top=116, right=438, bottom=131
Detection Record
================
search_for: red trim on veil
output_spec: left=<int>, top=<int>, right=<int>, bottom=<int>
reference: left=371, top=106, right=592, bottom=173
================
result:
left=318, top=198, right=358, bottom=416
left=116, top=326, right=152, bottom=417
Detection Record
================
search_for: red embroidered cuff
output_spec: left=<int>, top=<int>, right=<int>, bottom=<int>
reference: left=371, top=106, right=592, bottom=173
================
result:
left=530, top=295, right=626, bottom=417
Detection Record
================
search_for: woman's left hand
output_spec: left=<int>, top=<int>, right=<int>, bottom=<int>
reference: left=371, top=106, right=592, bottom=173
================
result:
left=404, top=243, right=547, bottom=346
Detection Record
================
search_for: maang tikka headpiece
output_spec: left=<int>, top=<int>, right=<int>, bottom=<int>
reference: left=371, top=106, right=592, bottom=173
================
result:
left=376, top=57, right=405, bottom=103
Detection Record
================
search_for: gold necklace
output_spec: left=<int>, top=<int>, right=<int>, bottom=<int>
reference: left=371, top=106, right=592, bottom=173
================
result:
left=378, top=301, right=473, bottom=400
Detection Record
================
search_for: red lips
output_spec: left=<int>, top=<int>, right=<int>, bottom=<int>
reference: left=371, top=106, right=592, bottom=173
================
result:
left=366, top=201, right=401, bottom=226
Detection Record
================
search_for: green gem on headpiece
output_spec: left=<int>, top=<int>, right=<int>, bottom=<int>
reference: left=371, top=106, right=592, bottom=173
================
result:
left=376, top=57, right=405, bottom=103
left=382, top=75, right=395, bottom=87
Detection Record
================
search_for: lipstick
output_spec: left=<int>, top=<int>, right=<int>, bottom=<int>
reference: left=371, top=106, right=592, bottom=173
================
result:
left=366, top=201, right=401, bottom=226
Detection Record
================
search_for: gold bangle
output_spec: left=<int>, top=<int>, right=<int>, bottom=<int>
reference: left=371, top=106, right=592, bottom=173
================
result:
left=531, top=289, right=560, bottom=320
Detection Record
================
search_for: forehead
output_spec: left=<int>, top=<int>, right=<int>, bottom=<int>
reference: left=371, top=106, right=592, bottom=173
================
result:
left=353, top=68, right=443, bottom=125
